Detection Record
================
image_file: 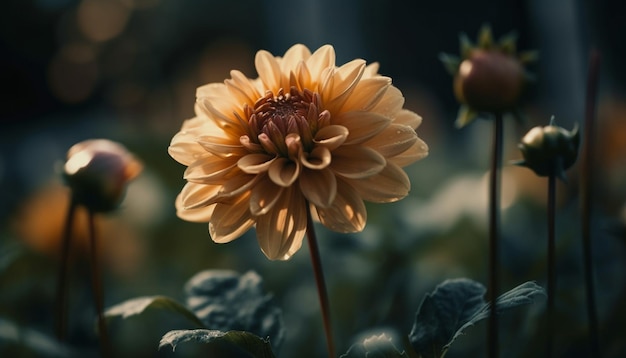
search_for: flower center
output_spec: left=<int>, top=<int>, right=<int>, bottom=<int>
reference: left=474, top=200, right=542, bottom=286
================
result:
left=244, top=87, right=330, bottom=157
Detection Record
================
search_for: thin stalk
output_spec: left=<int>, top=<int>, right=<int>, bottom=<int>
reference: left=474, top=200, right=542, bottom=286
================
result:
left=305, top=203, right=335, bottom=358
left=87, top=210, right=111, bottom=357
left=547, top=171, right=556, bottom=357
left=488, top=113, right=503, bottom=358
left=580, top=49, right=601, bottom=357
left=55, top=195, right=77, bottom=341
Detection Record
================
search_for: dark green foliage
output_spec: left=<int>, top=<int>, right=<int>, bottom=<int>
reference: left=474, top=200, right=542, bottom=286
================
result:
left=408, top=279, right=545, bottom=358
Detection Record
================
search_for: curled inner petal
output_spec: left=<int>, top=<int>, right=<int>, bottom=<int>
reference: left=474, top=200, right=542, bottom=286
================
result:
left=313, top=125, right=348, bottom=151
left=268, top=158, right=300, bottom=187
left=300, top=146, right=331, bottom=170
left=238, top=153, right=276, bottom=174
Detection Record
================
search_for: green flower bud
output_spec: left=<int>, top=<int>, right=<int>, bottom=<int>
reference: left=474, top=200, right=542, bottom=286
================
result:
left=63, top=139, right=142, bottom=212
left=516, top=118, right=579, bottom=180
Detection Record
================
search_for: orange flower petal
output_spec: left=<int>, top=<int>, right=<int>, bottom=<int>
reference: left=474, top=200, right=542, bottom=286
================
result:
left=306, top=45, right=335, bottom=81
left=299, top=167, right=337, bottom=208
left=363, top=62, right=380, bottom=78
left=316, top=180, right=366, bottom=233
left=250, top=177, right=284, bottom=216
left=176, top=193, right=215, bottom=222
left=394, top=109, right=423, bottom=129
left=197, top=136, right=247, bottom=158
left=370, top=85, right=404, bottom=117
left=209, top=193, right=255, bottom=243
left=212, top=173, right=259, bottom=202
left=363, top=124, right=418, bottom=158
left=196, top=98, right=241, bottom=129
left=388, top=137, right=429, bottom=167
left=339, top=76, right=390, bottom=112
left=345, top=162, right=410, bottom=203
left=179, top=182, right=221, bottom=209
left=168, top=135, right=209, bottom=166
left=282, top=44, right=311, bottom=89
left=196, top=82, right=225, bottom=97
left=331, top=145, right=386, bottom=179
left=196, top=84, right=247, bottom=131
left=294, top=61, right=312, bottom=91
left=183, top=156, right=238, bottom=184
left=282, top=44, right=311, bottom=70
left=336, top=111, right=392, bottom=145
left=255, top=187, right=307, bottom=260
left=225, top=70, right=261, bottom=105
left=324, top=59, right=365, bottom=111
left=168, top=118, right=221, bottom=165
left=255, top=49, right=282, bottom=92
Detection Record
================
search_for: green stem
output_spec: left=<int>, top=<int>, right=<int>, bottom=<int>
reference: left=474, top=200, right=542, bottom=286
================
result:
left=580, top=49, right=601, bottom=357
left=488, top=113, right=503, bottom=358
left=87, top=210, right=112, bottom=357
left=547, top=171, right=556, bottom=358
left=55, top=195, right=77, bottom=341
left=305, top=203, right=335, bottom=358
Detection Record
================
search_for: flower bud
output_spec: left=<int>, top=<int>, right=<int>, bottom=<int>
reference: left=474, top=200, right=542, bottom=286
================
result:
left=63, top=139, right=142, bottom=212
left=454, top=49, right=525, bottom=112
left=440, top=24, right=537, bottom=128
left=516, top=119, right=579, bottom=179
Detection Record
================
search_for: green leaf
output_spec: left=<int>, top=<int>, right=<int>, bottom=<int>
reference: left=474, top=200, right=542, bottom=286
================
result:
left=0, top=317, right=79, bottom=357
left=104, top=295, right=205, bottom=328
left=159, top=329, right=276, bottom=358
left=408, top=279, right=545, bottom=358
left=185, top=270, right=284, bottom=350
left=341, top=333, right=408, bottom=358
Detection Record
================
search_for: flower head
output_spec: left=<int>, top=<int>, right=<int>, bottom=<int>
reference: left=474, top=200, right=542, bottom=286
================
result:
left=440, top=24, right=537, bottom=128
left=515, top=116, right=579, bottom=180
left=169, top=44, right=428, bottom=260
left=64, top=139, right=142, bottom=212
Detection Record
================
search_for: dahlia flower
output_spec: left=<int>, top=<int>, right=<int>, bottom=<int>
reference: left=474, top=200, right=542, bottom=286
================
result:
left=169, top=44, right=428, bottom=260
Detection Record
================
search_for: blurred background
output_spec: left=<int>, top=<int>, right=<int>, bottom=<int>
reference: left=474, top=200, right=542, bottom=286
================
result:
left=1, top=0, right=626, bottom=357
